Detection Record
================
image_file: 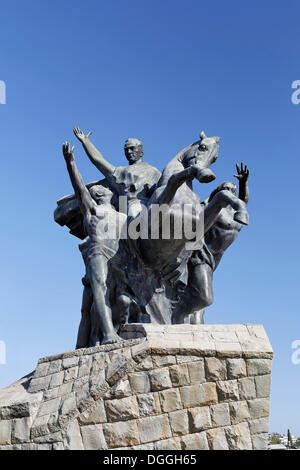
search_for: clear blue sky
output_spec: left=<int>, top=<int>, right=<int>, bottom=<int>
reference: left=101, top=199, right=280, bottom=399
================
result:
left=0, top=0, right=299, bottom=436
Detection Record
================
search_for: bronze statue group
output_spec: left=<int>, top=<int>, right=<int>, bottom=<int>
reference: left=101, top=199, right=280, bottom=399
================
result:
left=56, top=128, right=249, bottom=347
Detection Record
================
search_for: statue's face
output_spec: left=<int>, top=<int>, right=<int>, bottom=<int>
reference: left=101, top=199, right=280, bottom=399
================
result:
left=184, top=134, right=219, bottom=169
left=220, top=182, right=236, bottom=195
left=90, top=185, right=113, bottom=205
left=124, top=142, right=144, bottom=165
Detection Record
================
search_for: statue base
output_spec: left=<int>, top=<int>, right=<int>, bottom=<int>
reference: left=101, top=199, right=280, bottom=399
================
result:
left=0, top=324, right=273, bottom=450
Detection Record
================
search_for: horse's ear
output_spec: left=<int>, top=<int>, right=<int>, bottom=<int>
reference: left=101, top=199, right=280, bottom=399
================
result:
left=215, top=136, right=220, bottom=143
left=200, top=131, right=206, bottom=140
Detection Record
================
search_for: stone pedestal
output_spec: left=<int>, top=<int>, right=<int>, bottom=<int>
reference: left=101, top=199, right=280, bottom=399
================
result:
left=0, top=324, right=273, bottom=450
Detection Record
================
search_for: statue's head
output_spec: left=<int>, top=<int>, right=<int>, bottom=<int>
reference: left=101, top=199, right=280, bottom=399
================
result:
left=180, top=131, right=219, bottom=184
left=124, top=138, right=144, bottom=165
left=218, top=182, right=237, bottom=194
left=208, top=181, right=237, bottom=201
left=183, top=131, right=220, bottom=169
left=89, top=184, right=113, bottom=205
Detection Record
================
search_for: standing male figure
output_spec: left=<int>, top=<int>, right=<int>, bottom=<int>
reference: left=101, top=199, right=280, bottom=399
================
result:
left=73, top=127, right=161, bottom=219
left=62, top=142, right=127, bottom=345
left=172, top=163, right=250, bottom=324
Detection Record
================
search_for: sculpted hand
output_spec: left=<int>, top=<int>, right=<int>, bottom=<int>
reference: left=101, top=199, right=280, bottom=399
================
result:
left=234, top=162, right=249, bottom=183
left=73, top=126, right=92, bottom=143
left=62, top=142, right=75, bottom=162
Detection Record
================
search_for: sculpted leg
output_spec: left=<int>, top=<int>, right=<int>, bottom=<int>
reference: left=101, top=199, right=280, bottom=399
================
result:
left=172, top=264, right=213, bottom=324
left=155, top=166, right=216, bottom=206
left=88, top=256, right=121, bottom=345
left=75, top=283, right=93, bottom=349
left=189, top=309, right=205, bottom=324
left=113, top=294, right=131, bottom=329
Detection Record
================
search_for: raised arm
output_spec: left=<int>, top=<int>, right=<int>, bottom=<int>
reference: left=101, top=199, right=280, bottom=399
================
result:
left=73, top=127, right=116, bottom=178
left=234, top=162, right=249, bottom=205
left=62, top=142, right=94, bottom=215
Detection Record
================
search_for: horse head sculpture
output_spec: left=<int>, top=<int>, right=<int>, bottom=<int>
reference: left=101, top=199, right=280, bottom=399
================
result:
left=160, top=131, right=220, bottom=187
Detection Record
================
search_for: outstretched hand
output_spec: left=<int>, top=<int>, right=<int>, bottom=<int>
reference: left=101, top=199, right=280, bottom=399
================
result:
left=234, top=162, right=249, bottom=183
left=73, top=127, right=92, bottom=143
left=62, top=142, right=75, bottom=162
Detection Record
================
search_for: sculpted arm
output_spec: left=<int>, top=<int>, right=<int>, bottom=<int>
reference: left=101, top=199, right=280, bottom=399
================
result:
left=62, top=142, right=94, bottom=214
left=234, top=162, right=249, bottom=205
left=73, top=127, right=116, bottom=178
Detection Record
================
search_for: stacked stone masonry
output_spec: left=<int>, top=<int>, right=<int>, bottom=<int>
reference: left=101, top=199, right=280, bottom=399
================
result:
left=0, top=324, right=273, bottom=450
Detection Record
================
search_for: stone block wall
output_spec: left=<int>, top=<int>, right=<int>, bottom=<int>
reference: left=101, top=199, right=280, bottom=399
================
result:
left=0, top=324, right=273, bottom=450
